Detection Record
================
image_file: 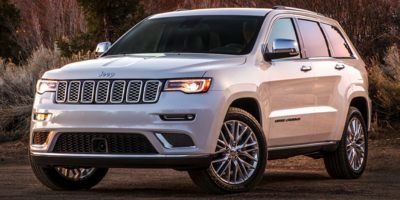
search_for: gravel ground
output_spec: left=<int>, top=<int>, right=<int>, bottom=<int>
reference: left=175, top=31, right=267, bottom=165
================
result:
left=0, top=138, right=399, bottom=200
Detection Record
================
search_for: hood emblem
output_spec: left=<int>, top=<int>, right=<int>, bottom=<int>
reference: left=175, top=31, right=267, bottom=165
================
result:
left=98, top=71, right=115, bottom=78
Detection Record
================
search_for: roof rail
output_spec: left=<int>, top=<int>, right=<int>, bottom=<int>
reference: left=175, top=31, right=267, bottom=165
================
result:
left=272, top=5, right=324, bottom=16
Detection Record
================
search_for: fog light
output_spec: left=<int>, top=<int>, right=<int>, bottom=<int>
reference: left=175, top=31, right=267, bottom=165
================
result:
left=32, top=132, right=50, bottom=145
left=33, top=113, right=51, bottom=121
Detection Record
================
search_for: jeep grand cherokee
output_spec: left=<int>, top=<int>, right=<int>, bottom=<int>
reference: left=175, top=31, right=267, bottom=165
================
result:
left=30, top=6, right=371, bottom=193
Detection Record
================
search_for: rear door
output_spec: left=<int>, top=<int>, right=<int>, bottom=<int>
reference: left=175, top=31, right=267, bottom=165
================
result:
left=295, top=19, right=339, bottom=142
left=311, top=23, right=356, bottom=139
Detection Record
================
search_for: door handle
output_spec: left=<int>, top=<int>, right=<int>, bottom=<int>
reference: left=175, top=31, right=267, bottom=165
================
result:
left=301, top=65, right=312, bottom=72
left=335, top=64, right=345, bottom=70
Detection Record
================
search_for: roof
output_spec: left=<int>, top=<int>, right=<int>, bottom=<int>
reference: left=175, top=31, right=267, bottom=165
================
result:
left=149, top=8, right=272, bottom=19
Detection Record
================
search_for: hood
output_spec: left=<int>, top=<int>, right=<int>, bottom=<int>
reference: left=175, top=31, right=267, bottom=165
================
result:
left=42, top=53, right=246, bottom=79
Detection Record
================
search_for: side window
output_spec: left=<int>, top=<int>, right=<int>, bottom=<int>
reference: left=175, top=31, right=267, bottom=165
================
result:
left=297, top=19, right=329, bottom=57
left=267, top=18, right=300, bottom=57
left=321, top=24, right=353, bottom=58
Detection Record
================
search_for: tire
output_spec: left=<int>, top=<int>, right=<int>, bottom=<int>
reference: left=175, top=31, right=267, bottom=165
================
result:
left=29, top=154, right=108, bottom=190
left=188, top=107, right=267, bottom=193
left=324, top=107, right=368, bottom=179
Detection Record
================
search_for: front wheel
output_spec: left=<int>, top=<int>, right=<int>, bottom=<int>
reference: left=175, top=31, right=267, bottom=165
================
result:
left=324, top=107, right=368, bottom=179
left=188, top=107, right=267, bottom=193
left=30, top=154, right=108, bottom=190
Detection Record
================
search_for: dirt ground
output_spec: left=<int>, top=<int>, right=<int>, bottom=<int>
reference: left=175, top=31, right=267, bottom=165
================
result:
left=0, top=137, right=399, bottom=200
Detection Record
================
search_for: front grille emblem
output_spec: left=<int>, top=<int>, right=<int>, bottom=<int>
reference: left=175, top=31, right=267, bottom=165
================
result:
left=98, top=71, right=115, bottom=78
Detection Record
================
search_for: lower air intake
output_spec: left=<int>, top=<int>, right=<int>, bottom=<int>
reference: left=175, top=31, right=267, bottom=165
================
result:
left=52, top=133, right=158, bottom=154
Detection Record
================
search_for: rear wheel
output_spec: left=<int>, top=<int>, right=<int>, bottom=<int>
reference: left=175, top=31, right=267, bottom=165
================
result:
left=324, top=107, right=368, bottom=179
left=188, top=107, right=267, bottom=193
left=30, top=154, right=108, bottom=190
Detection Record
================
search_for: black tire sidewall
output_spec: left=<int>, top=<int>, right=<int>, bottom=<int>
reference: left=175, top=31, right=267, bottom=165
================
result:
left=29, top=153, right=108, bottom=190
left=44, top=167, right=107, bottom=190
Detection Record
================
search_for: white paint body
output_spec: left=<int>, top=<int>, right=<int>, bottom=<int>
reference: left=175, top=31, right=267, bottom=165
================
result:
left=30, top=8, right=371, bottom=164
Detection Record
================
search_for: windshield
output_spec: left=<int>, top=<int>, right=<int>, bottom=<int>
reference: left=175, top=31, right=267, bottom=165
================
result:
left=105, top=15, right=264, bottom=56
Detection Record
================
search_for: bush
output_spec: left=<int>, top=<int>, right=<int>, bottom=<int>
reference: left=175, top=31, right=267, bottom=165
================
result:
left=369, top=45, right=400, bottom=129
left=0, top=0, right=25, bottom=64
left=0, top=46, right=95, bottom=142
left=58, top=33, right=97, bottom=57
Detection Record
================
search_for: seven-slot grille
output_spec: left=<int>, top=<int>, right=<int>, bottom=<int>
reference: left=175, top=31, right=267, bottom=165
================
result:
left=55, top=80, right=162, bottom=104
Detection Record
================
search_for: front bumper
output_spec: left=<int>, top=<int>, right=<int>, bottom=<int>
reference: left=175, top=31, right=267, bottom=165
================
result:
left=31, top=152, right=212, bottom=169
left=30, top=90, right=226, bottom=167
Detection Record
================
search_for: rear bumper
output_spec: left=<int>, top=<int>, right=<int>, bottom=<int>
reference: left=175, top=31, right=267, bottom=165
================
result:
left=30, top=152, right=213, bottom=170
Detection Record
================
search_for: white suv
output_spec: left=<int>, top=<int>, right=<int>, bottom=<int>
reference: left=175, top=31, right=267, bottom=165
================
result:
left=30, top=7, right=371, bottom=193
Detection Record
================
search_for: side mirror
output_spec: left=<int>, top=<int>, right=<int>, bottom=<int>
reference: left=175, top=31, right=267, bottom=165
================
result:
left=264, top=39, right=299, bottom=61
left=95, top=42, right=112, bottom=55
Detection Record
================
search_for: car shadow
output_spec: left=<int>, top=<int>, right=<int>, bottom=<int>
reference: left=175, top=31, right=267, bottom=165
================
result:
left=69, top=170, right=335, bottom=199
left=259, top=170, right=330, bottom=185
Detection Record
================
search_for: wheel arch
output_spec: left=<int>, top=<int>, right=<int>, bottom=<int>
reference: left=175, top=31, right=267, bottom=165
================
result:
left=229, top=97, right=262, bottom=125
left=349, top=96, right=370, bottom=130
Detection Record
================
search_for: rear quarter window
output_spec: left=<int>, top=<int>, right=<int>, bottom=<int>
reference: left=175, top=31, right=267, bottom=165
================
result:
left=321, top=24, right=353, bottom=58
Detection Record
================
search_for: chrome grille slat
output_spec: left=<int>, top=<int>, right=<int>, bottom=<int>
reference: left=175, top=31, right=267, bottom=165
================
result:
left=67, top=81, right=81, bottom=103
left=81, top=81, right=95, bottom=103
left=55, top=80, right=161, bottom=104
left=110, top=80, right=126, bottom=103
left=56, top=81, right=67, bottom=103
left=126, top=81, right=143, bottom=103
left=143, top=80, right=162, bottom=103
left=95, top=81, right=110, bottom=103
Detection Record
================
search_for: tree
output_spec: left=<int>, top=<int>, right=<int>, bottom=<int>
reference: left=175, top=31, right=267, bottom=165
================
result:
left=79, top=0, right=143, bottom=42
left=0, top=0, right=23, bottom=63
left=59, top=0, right=144, bottom=56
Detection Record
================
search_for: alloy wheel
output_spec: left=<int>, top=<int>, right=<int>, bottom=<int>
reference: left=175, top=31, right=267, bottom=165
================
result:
left=345, top=117, right=366, bottom=171
left=56, top=167, right=96, bottom=181
left=210, top=120, right=259, bottom=184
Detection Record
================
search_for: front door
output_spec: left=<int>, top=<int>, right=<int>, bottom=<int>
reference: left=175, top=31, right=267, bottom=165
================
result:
left=262, top=17, right=316, bottom=147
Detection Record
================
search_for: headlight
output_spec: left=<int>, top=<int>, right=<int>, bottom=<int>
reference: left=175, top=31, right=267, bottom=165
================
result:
left=164, top=78, right=212, bottom=93
left=36, top=80, right=57, bottom=94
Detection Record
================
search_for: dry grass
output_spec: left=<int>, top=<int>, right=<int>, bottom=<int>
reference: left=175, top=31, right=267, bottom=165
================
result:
left=382, top=45, right=400, bottom=81
left=0, top=46, right=94, bottom=142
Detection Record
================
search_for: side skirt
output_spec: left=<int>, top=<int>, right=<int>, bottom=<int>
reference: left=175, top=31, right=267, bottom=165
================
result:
left=267, top=141, right=339, bottom=160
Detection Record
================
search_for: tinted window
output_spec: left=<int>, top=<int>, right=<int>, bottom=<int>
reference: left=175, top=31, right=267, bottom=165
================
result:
left=297, top=20, right=329, bottom=57
left=321, top=24, right=352, bottom=58
left=105, top=16, right=264, bottom=56
left=267, top=18, right=300, bottom=56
